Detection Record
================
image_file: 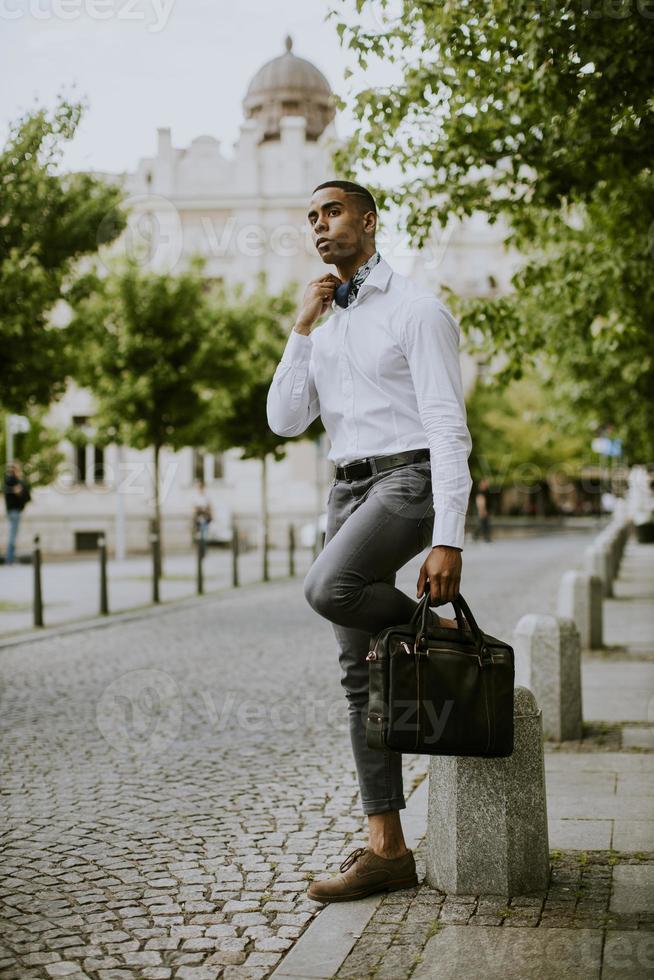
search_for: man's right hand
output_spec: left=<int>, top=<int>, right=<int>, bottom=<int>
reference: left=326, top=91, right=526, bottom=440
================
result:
left=294, top=274, right=343, bottom=334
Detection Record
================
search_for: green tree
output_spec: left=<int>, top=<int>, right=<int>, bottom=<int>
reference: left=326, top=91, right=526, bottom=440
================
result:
left=331, top=0, right=654, bottom=459
left=202, top=279, right=324, bottom=577
left=0, top=98, right=127, bottom=410
left=1, top=409, right=65, bottom=488
left=466, top=371, right=589, bottom=495
left=69, top=255, right=243, bottom=568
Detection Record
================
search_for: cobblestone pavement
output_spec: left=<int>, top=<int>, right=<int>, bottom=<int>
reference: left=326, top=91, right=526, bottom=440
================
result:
left=333, top=850, right=654, bottom=979
left=0, top=533, right=595, bottom=980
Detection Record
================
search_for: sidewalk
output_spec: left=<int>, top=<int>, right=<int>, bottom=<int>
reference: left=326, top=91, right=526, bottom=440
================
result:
left=275, top=537, right=654, bottom=980
left=0, top=547, right=314, bottom=637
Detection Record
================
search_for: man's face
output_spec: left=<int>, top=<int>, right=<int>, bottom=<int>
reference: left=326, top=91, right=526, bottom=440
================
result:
left=307, top=187, right=375, bottom=264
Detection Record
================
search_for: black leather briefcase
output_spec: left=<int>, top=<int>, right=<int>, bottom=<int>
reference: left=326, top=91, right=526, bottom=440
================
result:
left=366, top=592, right=514, bottom=757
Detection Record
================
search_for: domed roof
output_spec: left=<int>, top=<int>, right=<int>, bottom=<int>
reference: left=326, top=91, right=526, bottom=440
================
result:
left=243, top=36, right=335, bottom=142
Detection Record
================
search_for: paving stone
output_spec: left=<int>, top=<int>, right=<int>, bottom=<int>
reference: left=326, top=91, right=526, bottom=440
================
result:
left=206, top=949, right=247, bottom=966
left=613, top=821, right=654, bottom=851
left=611, top=866, right=654, bottom=915
left=602, top=931, right=654, bottom=979
left=22, top=951, right=62, bottom=965
left=411, top=925, right=603, bottom=978
left=45, top=964, right=88, bottom=977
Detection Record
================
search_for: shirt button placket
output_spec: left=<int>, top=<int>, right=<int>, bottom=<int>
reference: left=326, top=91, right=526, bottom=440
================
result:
left=341, top=308, right=356, bottom=449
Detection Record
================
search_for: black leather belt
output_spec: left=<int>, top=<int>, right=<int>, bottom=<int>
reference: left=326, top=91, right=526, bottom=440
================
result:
left=334, top=448, right=430, bottom=481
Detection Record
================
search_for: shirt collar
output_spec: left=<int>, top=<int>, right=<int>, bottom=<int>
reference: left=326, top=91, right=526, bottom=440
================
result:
left=331, top=254, right=392, bottom=311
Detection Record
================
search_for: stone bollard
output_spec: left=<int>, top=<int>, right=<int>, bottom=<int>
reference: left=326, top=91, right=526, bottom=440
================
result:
left=425, top=687, right=549, bottom=897
left=610, top=519, right=631, bottom=577
left=584, top=544, right=612, bottom=598
left=557, top=570, right=603, bottom=650
left=597, top=529, right=620, bottom=587
left=513, top=614, right=582, bottom=740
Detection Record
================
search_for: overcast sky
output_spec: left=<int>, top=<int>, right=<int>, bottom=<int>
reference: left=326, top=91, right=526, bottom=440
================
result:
left=0, top=0, right=401, bottom=175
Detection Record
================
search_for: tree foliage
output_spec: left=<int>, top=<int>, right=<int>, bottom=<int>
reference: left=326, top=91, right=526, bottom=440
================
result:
left=69, top=255, right=243, bottom=455
left=331, top=0, right=654, bottom=459
left=203, top=277, right=324, bottom=462
left=0, top=98, right=127, bottom=410
left=466, top=370, right=589, bottom=488
left=0, top=409, right=65, bottom=488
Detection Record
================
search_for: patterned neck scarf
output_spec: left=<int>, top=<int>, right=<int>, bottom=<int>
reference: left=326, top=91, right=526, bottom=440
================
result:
left=333, top=251, right=381, bottom=308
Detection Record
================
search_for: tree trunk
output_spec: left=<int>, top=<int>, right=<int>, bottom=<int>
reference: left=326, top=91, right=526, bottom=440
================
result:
left=262, top=454, right=269, bottom=582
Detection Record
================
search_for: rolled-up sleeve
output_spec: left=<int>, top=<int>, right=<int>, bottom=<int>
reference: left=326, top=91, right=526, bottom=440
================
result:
left=266, top=329, right=321, bottom=437
left=400, top=297, right=473, bottom=550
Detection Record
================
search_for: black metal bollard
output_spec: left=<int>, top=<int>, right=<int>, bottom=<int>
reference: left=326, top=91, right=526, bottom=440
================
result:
left=231, top=521, right=239, bottom=588
left=288, top=522, right=295, bottom=578
left=196, top=531, right=204, bottom=595
left=150, top=530, right=160, bottom=603
left=99, top=534, right=109, bottom=615
left=33, top=534, right=43, bottom=627
left=262, top=527, right=269, bottom=583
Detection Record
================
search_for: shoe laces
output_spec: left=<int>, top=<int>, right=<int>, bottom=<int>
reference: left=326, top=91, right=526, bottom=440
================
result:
left=339, top=846, right=368, bottom=873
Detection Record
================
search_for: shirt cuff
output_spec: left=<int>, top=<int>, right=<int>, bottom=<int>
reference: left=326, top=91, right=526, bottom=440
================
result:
left=431, top=510, right=467, bottom=551
left=281, top=329, right=313, bottom=362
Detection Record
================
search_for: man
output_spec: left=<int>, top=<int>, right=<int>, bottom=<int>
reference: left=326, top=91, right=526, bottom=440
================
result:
left=3, top=460, right=31, bottom=565
left=266, top=180, right=473, bottom=902
left=473, top=477, right=492, bottom=542
left=190, top=479, right=213, bottom=558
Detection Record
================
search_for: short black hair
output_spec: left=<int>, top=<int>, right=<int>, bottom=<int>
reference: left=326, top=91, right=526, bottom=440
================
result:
left=312, top=179, right=377, bottom=215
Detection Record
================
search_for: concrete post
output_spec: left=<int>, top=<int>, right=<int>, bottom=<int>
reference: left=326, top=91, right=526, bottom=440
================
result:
left=425, top=687, right=549, bottom=897
left=597, top=527, right=620, bottom=581
left=557, top=570, right=603, bottom=650
left=513, top=614, right=582, bottom=741
left=585, top=544, right=612, bottom=598
left=589, top=575, right=604, bottom=649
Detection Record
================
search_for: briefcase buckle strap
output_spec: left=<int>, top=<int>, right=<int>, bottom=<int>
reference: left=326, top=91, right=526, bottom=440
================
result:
left=412, top=590, right=493, bottom=667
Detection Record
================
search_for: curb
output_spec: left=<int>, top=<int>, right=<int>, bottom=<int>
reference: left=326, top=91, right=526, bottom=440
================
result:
left=270, top=776, right=429, bottom=980
left=0, top=576, right=296, bottom=651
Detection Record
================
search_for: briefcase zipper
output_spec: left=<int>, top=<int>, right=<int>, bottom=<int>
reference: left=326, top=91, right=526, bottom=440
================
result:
left=401, top=641, right=495, bottom=668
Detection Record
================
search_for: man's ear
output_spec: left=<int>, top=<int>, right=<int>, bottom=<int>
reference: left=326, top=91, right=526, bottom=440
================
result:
left=363, top=210, right=377, bottom=237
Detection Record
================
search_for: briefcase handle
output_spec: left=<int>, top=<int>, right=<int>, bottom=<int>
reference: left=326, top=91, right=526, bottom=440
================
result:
left=410, top=589, right=485, bottom=654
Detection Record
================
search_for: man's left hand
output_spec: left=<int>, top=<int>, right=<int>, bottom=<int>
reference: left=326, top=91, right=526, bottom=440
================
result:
left=416, top=545, right=462, bottom=605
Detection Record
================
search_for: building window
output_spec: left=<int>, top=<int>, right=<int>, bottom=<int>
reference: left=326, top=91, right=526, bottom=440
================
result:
left=93, top=446, right=105, bottom=483
left=192, top=448, right=204, bottom=482
left=72, top=415, right=89, bottom=484
left=72, top=415, right=104, bottom=485
left=192, top=449, right=225, bottom=483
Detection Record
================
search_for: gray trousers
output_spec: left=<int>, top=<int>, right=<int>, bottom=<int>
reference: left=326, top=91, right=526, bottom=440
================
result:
left=303, top=458, right=434, bottom=815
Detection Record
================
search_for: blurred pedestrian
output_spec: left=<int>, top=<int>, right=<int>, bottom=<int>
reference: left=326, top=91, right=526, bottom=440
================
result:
left=472, top=477, right=492, bottom=542
left=3, top=460, right=31, bottom=565
left=191, top=479, right=212, bottom=558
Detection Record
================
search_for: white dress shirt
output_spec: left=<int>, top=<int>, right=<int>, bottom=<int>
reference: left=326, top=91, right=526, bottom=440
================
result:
left=266, top=257, right=473, bottom=550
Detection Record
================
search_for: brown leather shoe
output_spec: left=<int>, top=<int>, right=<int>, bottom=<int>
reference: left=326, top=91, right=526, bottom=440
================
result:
left=307, top=846, right=418, bottom=903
